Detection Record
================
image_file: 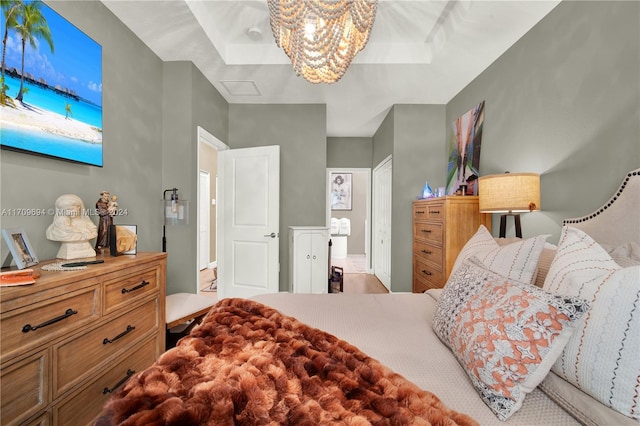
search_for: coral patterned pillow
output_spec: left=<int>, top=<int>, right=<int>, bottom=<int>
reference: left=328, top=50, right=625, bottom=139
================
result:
left=543, top=226, right=640, bottom=420
left=433, top=257, right=589, bottom=420
left=451, top=225, right=549, bottom=285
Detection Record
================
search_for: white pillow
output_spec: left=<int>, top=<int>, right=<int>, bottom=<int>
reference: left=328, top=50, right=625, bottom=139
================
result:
left=433, top=257, right=589, bottom=420
left=451, top=225, right=549, bottom=285
left=543, top=226, right=640, bottom=420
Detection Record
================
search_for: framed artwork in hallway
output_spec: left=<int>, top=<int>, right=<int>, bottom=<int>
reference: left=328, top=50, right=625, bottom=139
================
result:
left=331, top=172, right=352, bottom=210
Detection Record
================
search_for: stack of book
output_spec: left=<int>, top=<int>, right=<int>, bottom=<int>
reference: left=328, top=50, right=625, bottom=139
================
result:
left=0, top=269, right=36, bottom=286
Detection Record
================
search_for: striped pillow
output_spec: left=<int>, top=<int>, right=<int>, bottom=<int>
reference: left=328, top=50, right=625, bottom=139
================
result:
left=543, top=226, right=640, bottom=420
left=451, top=225, right=549, bottom=285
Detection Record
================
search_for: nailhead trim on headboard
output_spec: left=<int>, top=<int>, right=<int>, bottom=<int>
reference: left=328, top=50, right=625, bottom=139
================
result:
left=563, top=170, right=639, bottom=225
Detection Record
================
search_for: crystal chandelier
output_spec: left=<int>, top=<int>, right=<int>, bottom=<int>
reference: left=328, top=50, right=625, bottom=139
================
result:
left=267, top=0, right=379, bottom=84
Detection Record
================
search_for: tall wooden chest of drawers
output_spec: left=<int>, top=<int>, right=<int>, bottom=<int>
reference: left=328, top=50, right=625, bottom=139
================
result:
left=0, top=253, right=166, bottom=426
left=412, top=196, right=491, bottom=293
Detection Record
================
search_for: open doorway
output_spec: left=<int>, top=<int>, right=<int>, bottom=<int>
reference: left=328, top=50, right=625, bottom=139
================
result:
left=326, top=168, right=371, bottom=276
left=196, top=126, right=228, bottom=298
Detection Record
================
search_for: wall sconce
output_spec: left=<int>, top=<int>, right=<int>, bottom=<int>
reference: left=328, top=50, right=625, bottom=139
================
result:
left=162, top=188, right=189, bottom=252
left=478, top=172, right=540, bottom=238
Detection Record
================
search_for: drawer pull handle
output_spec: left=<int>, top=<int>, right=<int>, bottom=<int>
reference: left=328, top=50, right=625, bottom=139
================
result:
left=421, top=229, right=431, bottom=233
left=122, top=280, right=150, bottom=294
left=430, top=210, right=440, bottom=214
left=421, top=269, right=432, bottom=276
left=416, top=210, right=425, bottom=214
left=22, top=308, right=78, bottom=333
left=102, top=369, right=135, bottom=394
left=103, top=325, right=136, bottom=345
left=421, top=249, right=432, bottom=255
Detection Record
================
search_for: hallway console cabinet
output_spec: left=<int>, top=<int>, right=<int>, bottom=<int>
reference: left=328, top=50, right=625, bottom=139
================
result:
left=288, top=226, right=329, bottom=294
left=0, top=253, right=166, bottom=426
left=412, top=196, right=491, bottom=293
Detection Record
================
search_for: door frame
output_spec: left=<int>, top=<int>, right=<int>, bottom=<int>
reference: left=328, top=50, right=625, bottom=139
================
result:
left=198, top=170, right=211, bottom=270
left=196, top=126, right=228, bottom=295
left=325, top=167, right=372, bottom=272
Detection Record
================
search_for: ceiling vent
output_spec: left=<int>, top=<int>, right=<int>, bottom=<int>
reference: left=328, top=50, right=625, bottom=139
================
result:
left=220, top=80, right=261, bottom=96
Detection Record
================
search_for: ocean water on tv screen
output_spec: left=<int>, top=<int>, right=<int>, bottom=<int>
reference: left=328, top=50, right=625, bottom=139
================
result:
left=1, top=75, right=103, bottom=166
left=4, top=75, right=101, bottom=127
left=1, top=126, right=102, bottom=167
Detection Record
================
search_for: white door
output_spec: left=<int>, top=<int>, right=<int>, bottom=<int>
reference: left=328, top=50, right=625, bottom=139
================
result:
left=290, top=227, right=329, bottom=294
left=218, top=145, right=280, bottom=299
left=199, top=170, right=210, bottom=270
left=373, top=156, right=392, bottom=289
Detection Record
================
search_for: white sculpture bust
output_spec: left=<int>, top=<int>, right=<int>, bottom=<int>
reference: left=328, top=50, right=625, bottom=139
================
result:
left=46, top=194, right=98, bottom=259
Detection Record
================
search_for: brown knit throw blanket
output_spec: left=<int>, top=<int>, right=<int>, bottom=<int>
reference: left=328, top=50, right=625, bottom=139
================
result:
left=96, top=298, right=478, bottom=425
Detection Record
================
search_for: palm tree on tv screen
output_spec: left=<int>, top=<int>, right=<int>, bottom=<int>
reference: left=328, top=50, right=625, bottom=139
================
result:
left=14, top=0, right=53, bottom=102
left=0, top=0, right=22, bottom=105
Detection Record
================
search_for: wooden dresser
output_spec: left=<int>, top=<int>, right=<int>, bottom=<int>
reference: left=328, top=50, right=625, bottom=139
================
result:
left=0, top=252, right=166, bottom=426
left=412, top=196, right=491, bottom=293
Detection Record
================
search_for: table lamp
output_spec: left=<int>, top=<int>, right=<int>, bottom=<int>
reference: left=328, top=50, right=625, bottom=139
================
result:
left=478, top=172, right=540, bottom=238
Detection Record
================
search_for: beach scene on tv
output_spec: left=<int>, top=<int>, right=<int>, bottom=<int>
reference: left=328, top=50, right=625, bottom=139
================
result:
left=0, top=0, right=102, bottom=166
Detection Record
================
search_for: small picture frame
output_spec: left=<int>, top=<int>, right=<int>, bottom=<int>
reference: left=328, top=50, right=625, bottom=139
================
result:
left=330, top=172, right=352, bottom=211
left=109, top=225, right=138, bottom=256
left=2, top=228, right=39, bottom=269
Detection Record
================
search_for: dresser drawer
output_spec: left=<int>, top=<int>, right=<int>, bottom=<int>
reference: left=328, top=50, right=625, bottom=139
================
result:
left=1, top=286, right=100, bottom=361
left=21, top=412, right=49, bottom=426
left=413, top=277, right=439, bottom=293
left=413, top=203, right=429, bottom=220
left=104, top=268, right=159, bottom=315
left=1, top=349, right=48, bottom=426
left=54, top=336, right=159, bottom=426
left=413, top=241, right=443, bottom=267
left=425, top=202, right=444, bottom=221
left=413, top=202, right=445, bottom=221
left=53, top=298, right=159, bottom=397
left=413, top=222, right=443, bottom=245
left=414, top=258, right=445, bottom=288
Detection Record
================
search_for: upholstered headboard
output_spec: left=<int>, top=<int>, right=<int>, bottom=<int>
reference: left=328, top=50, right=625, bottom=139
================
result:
left=563, top=168, right=640, bottom=247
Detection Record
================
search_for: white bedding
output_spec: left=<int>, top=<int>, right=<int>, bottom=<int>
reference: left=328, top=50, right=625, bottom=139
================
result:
left=252, top=291, right=580, bottom=425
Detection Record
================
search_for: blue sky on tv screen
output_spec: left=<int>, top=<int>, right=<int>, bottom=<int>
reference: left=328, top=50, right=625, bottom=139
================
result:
left=3, top=1, right=102, bottom=106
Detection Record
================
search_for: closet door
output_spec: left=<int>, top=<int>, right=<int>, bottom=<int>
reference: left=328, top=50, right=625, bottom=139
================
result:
left=309, top=230, right=328, bottom=293
left=289, top=227, right=329, bottom=294
left=373, top=156, right=392, bottom=289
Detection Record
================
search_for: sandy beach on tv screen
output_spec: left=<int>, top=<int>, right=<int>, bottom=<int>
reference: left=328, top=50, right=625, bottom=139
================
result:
left=1, top=101, right=102, bottom=144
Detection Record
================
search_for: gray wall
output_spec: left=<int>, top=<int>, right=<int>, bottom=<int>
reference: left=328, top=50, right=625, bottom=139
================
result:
left=228, top=104, right=327, bottom=291
left=161, top=62, right=228, bottom=294
left=0, top=3, right=230, bottom=297
left=376, top=1, right=639, bottom=291
left=447, top=0, right=639, bottom=244
left=1, top=1, right=164, bottom=264
left=391, top=105, right=446, bottom=292
left=327, top=137, right=373, bottom=168
left=373, top=108, right=394, bottom=168
left=370, top=105, right=446, bottom=292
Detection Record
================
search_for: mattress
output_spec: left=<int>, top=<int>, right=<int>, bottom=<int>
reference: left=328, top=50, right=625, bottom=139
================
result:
left=252, top=291, right=580, bottom=425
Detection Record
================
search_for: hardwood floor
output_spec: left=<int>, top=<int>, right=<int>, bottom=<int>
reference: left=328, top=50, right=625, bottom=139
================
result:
left=340, top=273, right=388, bottom=294
left=198, top=255, right=388, bottom=297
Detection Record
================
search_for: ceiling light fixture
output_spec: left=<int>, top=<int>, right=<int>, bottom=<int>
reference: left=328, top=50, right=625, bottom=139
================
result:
left=267, top=0, right=378, bottom=84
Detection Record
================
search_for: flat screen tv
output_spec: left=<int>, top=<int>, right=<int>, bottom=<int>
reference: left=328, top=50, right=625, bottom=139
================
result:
left=0, top=0, right=103, bottom=166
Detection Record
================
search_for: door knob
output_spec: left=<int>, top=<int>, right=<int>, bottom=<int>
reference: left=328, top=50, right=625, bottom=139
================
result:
left=264, top=232, right=277, bottom=238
